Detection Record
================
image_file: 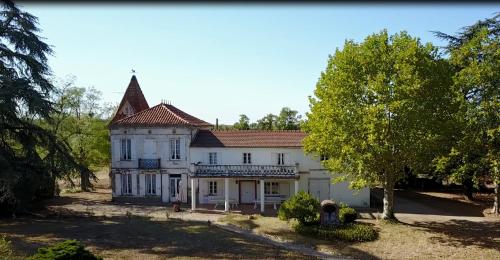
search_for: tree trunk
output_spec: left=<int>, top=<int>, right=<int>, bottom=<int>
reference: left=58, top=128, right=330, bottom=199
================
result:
left=382, top=173, right=397, bottom=220
left=80, top=170, right=91, bottom=192
left=493, top=182, right=500, bottom=215
left=462, top=178, right=474, bottom=201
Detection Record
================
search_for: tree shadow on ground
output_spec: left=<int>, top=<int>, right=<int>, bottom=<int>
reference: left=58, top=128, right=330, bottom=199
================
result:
left=371, top=188, right=487, bottom=217
left=407, top=219, right=500, bottom=250
left=0, top=214, right=309, bottom=259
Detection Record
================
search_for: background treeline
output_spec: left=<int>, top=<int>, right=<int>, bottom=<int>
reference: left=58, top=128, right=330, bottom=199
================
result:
left=217, top=107, right=303, bottom=131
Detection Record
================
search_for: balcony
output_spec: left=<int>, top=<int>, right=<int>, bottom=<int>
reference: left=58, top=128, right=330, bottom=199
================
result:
left=192, top=164, right=298, bottom=179
left=138, top=158, right=161, bottom=169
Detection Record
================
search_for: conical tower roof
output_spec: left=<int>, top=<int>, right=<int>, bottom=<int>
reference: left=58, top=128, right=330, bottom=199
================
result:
left=111, top=75, right=150, bottom=123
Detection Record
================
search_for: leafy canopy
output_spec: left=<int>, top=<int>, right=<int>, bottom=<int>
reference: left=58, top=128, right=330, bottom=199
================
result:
left=433, top=14, right=500, bottom=192
left=303, top=30, right=455, bottom=190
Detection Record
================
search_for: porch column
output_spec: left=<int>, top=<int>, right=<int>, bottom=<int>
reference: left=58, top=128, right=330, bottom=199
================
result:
left=224, top=178, right=229, bottom=212
left=260, top=179, right=265, bottom=213
left=295, top=180, right=299, bottom=195
left=191, top=178, right=196, bottom=211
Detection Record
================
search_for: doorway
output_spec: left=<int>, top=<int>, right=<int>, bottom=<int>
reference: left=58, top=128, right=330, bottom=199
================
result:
left=169, top=174, right=181, bottom=202
left=239, top=180, right=256, bottom=204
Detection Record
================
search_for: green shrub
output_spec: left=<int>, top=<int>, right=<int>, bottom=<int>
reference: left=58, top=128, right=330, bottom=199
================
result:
left=278, top=191, right=320, bottom=225
left=0, top=235, right=14, bottom=259
left=294, top=223, right=378, bottom=242
left=339, top=206, right=358, bottom=224
left=30, top=240, right=102, bottom=260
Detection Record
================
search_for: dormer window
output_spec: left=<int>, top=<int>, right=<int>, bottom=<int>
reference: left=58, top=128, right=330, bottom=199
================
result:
left=124, top=105, right=134, bottom=116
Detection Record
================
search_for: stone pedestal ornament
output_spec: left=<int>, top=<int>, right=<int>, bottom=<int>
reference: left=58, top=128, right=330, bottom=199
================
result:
left=320, top=200, right=340, bottom=226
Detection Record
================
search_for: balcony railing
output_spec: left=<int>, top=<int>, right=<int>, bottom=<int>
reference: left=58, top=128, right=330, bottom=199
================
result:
left=138, top=158, right=161, bottom=169
left=193, top=164, right=297, bottom=177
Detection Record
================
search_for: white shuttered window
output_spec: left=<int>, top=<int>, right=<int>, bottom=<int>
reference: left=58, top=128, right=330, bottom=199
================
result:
left=170, top=138, right=181, bottom=160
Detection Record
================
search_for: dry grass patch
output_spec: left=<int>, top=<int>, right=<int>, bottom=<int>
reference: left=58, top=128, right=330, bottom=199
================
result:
left=0, top=215, right=310, bottom=259
left=220, top=213, right=500, bottom=259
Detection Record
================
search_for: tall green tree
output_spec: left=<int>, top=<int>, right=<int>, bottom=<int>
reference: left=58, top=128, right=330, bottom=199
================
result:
left=256, top=113, right=277, bottom=130
left=276, top=107, right=302, bottom=130
left=433, top=14, right=500, bottom=213
left=303, top=30, right=455, bottom=220
left=44, top=76, right=111, bottom=191
left=0, top=1, right=81, bottom=213
left=233, top=114, right=250, bottom=130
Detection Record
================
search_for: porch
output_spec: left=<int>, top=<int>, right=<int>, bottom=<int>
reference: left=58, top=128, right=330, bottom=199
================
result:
left=190, top=164, right=300, bottom=213
left=193, top=204, right=281, bottom=216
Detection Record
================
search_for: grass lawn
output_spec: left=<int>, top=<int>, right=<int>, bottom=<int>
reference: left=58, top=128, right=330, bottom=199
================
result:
left=0, top=215, right=310, bottom=259
left=220, top=214, right=500, bottom=259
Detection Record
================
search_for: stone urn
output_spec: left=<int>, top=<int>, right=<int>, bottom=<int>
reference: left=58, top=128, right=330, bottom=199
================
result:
left=320, top=200, right=340, bottom=226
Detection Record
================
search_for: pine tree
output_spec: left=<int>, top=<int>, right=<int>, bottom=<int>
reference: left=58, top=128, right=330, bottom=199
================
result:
left=0, top=1, right=81, bottom=213
left=433, top=14, right=500, bottom=214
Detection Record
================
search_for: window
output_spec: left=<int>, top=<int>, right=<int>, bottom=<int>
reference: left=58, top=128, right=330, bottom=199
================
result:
left=170, top=138, right=181, bottom=160
left=243, top=153, right=252, bottom=164
left=209, top=181, right=217, bottom=195
left=120, top=139, right=131, bottom=160
left=320, top=155, right=329, bottom=161
left=209, top=152, right=218, bottom=165
left=146, top=174, right=156, bottom=195
left=121, top=174, right=132, bottom=195
left=124, top=105, right=133, bottom=116
left=277, top=153, right=285, bottom=165
left=265, top=182, right=279, bottom=195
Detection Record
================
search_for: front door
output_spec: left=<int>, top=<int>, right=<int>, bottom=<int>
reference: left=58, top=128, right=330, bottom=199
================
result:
left=170, top=175, right=181, bottom=202
left=240, top=181, right=255, bottom=203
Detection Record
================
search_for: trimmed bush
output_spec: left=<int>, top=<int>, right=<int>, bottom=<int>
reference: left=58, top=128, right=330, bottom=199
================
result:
left=0, top=235, right=14, bottom=259
left=30, top=240, right=102, bottom=260
left=278, top=191, right=320, bottom=225
left=339, top=206, right=358, bottom=224
left=294, top=223, right=378, bottom=242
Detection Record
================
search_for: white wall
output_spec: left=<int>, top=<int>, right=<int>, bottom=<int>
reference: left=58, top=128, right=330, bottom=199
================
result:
left=190, top=147, right=370, bottom=207
left=111, top=127, right=195, bottom=169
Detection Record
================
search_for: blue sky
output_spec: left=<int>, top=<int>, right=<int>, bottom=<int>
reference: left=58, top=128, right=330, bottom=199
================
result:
left=22, top=4, right=499, bottom=124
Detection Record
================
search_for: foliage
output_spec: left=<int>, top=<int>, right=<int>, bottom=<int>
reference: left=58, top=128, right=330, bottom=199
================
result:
left=233, top=114, right=250, bottom=130
left=232, top=107, right=303, bottom=131
left=433, top=14, right=500, bottom=208
left=303, top=30, right=456, bottom=219
left=256, top=113, right=277, bottom=130
left=30, top=240, right=102, bottom=260
left=0, top=235, right=14, bottom=259
left=276, top=107, right=302, bottom=130
left=339, top=206, right=358, bottom=224
left=40, top=76, right=111, bottom=191
left=278, top=191, right=320, bottom=225
left=0, top=1, right=83, bottom=214
left=294, top=223, right=378, bottom=242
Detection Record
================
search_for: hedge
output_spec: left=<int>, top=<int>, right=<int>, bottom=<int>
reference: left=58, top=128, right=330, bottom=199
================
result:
left=30, top=240, right=102, bottom=260
left=294, top=223, right=378, bottom=242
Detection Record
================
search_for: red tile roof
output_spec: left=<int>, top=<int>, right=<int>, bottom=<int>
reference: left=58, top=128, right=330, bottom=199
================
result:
left=191, top=129, right=306, bottom=148
left=111, top=75, right=150, bottom=122
left=110, top=103, right=212, bottom=128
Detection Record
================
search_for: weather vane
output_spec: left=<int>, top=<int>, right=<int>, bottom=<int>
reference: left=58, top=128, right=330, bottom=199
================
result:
left=131, top=69, right=136, bottom=74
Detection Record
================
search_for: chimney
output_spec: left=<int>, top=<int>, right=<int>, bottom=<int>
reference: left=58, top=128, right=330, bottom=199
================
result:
left=215, top=118, right=219, bottom=130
